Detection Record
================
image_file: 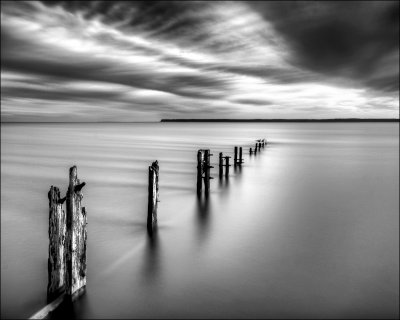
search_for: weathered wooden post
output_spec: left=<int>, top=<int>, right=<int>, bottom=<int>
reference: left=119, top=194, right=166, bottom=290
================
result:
left=219, top=152, right=223, bottom=179
left=238, top=147, right=243, bottom=165
left=47, top=186, right=66, bottom=302
left=224, top=156, right=231, bottom=177
left=234, top=146, right=238, bottom=166
left=147, top=161, right=159, bottom=231
left=204, top=149, right=213, bottom=196
left=254, top=143, right=258, bottom=154
left=65, top=166, right=87, bottom=299
left=249, top=147, right=253, bottom=155
left=197, top=150, right=204, bottom=196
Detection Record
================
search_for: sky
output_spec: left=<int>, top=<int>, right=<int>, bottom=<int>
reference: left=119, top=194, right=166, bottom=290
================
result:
left=1, top=1, right=399, bottom=122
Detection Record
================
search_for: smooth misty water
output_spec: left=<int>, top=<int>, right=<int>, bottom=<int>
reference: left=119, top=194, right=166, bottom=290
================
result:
left=1, top=122, right=399, bottom=319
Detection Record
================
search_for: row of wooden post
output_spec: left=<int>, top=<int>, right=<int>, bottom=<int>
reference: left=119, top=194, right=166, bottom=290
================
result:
left=250, top=138, right=266, bottom=155
left=44, top=137, right=267, bottom=316
left=197, top=138, right=267, bottom=196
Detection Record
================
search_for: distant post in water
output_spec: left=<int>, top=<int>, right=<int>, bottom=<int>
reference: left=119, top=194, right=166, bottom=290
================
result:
left=249, top=147, right=253, bottom=155
left=47, top=186, right=66, bottom=302
left=204, top=149, right=213, bottom=196
left=224, top=156, right=231, bottom=177
left=147, top=161, right=159, bottom=232
left=238, top=147, right=243, bottom=165
left=197, top=150, right=204, bottom=196
left=234, top=146, right=238, bottom=166
left=65, top=166, right=87, bottom=299
left=254, top=143, right=258, bottom=154
left=197, top=149, right=213, bottom=196
left=219, top=152, right=223, bottom=179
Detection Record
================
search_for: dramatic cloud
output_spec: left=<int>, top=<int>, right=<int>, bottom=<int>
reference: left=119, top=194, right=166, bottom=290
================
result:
left=1, top=1, right=398, bottom=121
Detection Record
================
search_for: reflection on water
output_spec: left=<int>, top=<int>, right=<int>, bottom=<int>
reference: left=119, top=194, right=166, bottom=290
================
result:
left=143, top=226, right=160, bottom=284
left=1, top=122, right=399, bottom=319
left=195, top=195, right=211, bottom=245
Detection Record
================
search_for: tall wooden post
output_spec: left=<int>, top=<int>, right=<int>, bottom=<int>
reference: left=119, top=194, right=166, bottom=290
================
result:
left=234, top=146, right=238, bottom=166
left=219, top=152, right=223, bottom=179
left=147, top=161, right=159, bottom=231
left=47, top=186, right=66, bottom=302
left=204, top=149, right=211, bottom=195
left=197, top=150, right=203, bottom=196
left=65, top=166, right=87, bottom=298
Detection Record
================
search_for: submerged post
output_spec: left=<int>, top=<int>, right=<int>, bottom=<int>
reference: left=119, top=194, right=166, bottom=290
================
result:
left=47, top=186, right=66, bottom=302
left=204, top=149, right=212, bottom=195
left=147, top=161, right=159, bottom=231
left=219, top=152, right=223, bottom=179
left=65, top=166, right=87, bottom=299
left=224, top=156, right=231, bottom=177
left=197, top=150, right=204, bottom=196
left=234, top=146, right=238, bottom=166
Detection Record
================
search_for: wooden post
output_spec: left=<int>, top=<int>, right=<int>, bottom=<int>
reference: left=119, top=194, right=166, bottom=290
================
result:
left=204, top=149, right=211, bottom=195
left=239, top=147, right=243, bottom=165
left=224, top=156, right=231, bottom=177
left=47, top=186, right=66, bottom=302
left=219, top=152, right=223, bottom=179
left=65, top=166, right=87, bottom=299
left=249, top=148, right=253, bottom=155
left=197, top=150, right=203, bottom=196
left=254, top=143, right=258, bottom=154
left=147, top=161, right=159, bottom=231
left=234, top=146, right=238, bottom=166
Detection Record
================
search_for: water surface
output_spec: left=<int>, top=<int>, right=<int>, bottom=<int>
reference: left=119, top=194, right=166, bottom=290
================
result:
left=1, top=122, right=399, bottom=318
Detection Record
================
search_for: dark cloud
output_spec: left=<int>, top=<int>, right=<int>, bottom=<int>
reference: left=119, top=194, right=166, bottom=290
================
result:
left=248, top=1, right=399, bottom=92
left=1, top=1, right=398, bottom=121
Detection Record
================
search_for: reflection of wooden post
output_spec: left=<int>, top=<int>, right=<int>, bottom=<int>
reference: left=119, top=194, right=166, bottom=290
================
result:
left=65, top=166, right=87, bottom=299
left=219, top=152, right=223, bottom=179
left=147, top=161, right=159, bottom=231
left=197, top=150, right=203, bottom=196
left=47, top=186, right=66, bottom=302
left=234, top=146, right=238, bottom=166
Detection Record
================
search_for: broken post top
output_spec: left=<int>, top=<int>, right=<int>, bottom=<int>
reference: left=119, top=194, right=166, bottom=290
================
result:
left=151, top=160, right=159, bottom=171
left=48, top=186, right=61, bottom=206
left=68, top=166, right=85, bottom=194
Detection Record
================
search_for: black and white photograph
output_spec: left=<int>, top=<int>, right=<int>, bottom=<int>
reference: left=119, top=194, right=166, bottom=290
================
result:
left=1, top=1, right=399, bottom=319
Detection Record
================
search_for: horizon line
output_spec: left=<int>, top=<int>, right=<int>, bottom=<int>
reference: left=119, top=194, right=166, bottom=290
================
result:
left=1, top=118, right=399, bottom=124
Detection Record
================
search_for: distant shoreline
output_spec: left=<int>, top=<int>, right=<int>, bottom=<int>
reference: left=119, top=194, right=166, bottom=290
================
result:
left=161, top=119, right=399, bottom=123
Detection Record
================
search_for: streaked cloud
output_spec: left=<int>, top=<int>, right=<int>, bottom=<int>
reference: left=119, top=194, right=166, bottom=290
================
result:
left=1, top=1, right=398, bottom=121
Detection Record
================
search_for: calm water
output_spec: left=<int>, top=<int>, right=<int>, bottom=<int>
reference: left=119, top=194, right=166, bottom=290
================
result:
left=1, top=122, right=399, bottom=319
